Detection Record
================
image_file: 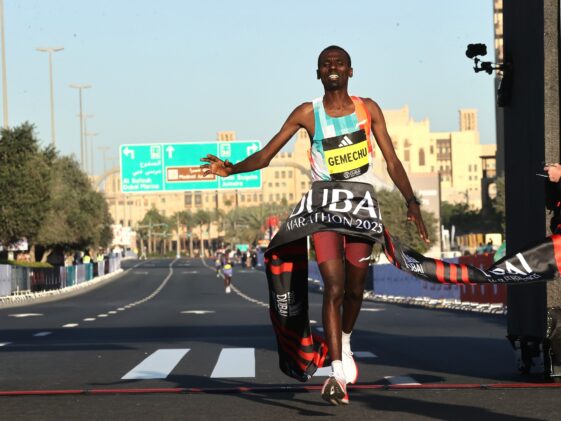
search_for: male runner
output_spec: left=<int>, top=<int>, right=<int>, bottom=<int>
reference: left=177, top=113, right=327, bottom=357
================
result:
left=201, top=45, right=429, bottom=405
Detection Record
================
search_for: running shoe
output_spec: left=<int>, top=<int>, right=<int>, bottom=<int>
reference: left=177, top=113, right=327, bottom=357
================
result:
left=342, top=349, right=358, bottom=384
left=225, top=286, right=231, bottom=294
left=321, top=375, right=349, bottom=405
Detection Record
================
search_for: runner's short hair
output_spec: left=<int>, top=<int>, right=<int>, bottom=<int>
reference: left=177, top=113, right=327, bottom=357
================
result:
left=317, top=45, right=352, bottom=68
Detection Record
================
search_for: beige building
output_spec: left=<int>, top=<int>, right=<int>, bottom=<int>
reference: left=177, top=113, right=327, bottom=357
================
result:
left=367, top=106, right=495, bottom=209
left=100, top=107, right=494, bottom=233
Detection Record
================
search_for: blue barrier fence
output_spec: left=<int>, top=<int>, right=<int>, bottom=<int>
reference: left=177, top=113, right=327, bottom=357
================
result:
left=0, top=257, right=121, bottom=297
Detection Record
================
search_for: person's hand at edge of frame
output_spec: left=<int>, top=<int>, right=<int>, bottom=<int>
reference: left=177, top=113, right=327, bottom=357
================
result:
left=544, top=163, right=561, bottom=183
left=407, top=204, right=430, bottom=244
left=200, top=154, right=234, bottom=177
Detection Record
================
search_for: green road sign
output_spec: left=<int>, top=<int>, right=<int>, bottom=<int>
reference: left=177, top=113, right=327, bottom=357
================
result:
left=120, top=141, right=261, bottom=193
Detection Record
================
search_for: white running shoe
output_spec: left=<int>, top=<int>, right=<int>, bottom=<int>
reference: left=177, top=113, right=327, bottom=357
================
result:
left=342, top=349, right=358, bottom=384
left=321, top=375, right=349, bottom=405
left=225, top=286, right=231, bottom=294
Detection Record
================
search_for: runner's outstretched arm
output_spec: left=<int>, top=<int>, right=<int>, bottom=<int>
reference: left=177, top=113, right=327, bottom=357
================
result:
left=364, top=98, right=430, bottom=243
left=200, top=103, right=313, bottom=177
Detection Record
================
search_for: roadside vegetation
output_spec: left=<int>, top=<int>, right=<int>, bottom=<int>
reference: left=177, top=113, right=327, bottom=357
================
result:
left=0, top=124, right=113, bottom=263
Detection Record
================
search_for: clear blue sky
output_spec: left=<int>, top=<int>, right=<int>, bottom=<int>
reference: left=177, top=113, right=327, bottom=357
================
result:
left=5, top=0, right=495, bottom=175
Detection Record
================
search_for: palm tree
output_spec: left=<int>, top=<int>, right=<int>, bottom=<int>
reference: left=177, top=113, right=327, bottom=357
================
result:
left=138, top=207, right=168, bottom=255
left=175, top=210, right=194, bottom=257
left=193, top=209, right=212, bottom=257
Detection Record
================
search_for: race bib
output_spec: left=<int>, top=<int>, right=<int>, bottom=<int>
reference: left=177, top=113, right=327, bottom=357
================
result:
left=322, top=129, right=370, bottom=180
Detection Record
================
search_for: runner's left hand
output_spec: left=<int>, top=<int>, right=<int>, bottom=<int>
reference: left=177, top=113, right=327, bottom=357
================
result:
left=407, top=204, right=430, bottom=243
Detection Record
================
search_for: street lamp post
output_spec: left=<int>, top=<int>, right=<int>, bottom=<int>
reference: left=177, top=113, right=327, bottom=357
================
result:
left=0, top=0, right=8, bottom=128
left=69, top=83, right=91, bottom=171
left=37, top=47, right=63, bottom=146
left=85, top=131, right=98, bottom=175
left=80, top=113, right=94, bottom=173
left=97, top=146, right=111, bottom=175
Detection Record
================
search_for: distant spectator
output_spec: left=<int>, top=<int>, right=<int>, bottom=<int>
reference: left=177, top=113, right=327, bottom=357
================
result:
left=250, top=249, right=258, bottom=269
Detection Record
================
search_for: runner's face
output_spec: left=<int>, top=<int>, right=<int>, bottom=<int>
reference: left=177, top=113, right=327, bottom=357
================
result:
left=317, top=50, right=353, bottom=90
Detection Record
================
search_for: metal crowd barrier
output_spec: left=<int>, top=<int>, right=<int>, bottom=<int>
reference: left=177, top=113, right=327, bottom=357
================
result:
left=0, top=257, right=121, bottom=297
left=0, top=265, right=11, bottom=296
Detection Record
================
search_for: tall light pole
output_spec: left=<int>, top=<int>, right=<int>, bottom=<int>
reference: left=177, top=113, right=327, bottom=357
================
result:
left=85, top=131, right=98, bottom=175
left=0, top=0, right=8, bottom=128
left=80, top=113, right=94, bottom=173
left=36, top=46, right=63, bottom=146
left=69, top=83, right=91, bottom=171
left=97, top=146, right=111, bottom=176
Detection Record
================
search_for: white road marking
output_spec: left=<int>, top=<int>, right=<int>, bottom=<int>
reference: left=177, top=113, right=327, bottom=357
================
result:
left=313, top=366, right=332, bottom=377
left=33, top=332, right=51, bottom=337
left=9, top=313, right=43, bottom=318
left=0, top=342, right=12, bottom=347
left=134, top=271, right=149, bottom=275
left=83, top=318, right=96, bottom=322
left=211, top=348, right=255, bottom=378
left=181, top=310, right=215, bottom=315
left=182, top=271, right=199, bottom=274
left=354, top=351, right=378, bottom=358
left=108, top=311, right=117, bottom=314
left=309, top=320, right=317, bottom=324
left=385, top=375, right=421, bottom=385
left=122, top=349, right=190, bottom=380
left=62, top=323, right=79, bottom=328
left=313, top=351, right=378, bottom=377
left=98, top=314, right=108, bottom=318
left=117, top=308, right=125, bottom=311
left=361, top=308, right=385, bottom=312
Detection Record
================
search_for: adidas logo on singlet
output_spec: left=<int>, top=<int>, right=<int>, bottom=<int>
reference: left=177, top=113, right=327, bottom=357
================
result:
left=338, top=136, right=353, bottom=147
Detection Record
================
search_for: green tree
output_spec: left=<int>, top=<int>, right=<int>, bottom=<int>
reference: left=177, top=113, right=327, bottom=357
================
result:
left=376, top=189, right=437, bottom=253
left=0, top=124, right=52, bottom=250
left=36, top=155, right=113, bottom=259
left=193, top=209, right=211, bottom=257
left=222, top=202, right=294, bottom=247
left=137, top=207, right=168, bottom=255
left=441, top=196, right=503, bottom=237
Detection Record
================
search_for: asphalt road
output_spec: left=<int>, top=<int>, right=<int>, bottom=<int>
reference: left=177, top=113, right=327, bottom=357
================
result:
left=0, top=258, right=560, bottom=420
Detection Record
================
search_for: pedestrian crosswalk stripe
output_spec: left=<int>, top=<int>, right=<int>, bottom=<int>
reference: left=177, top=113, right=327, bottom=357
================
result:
left=354, top=351, right=377, bottom=358
left=211, top=348, right=255, bottom=378
left=313, top=351, right=378, bottom=376
left=313, top=367, right=332, bottom=377
left=122, top=349, right=190, bottom=380
left=385, top=375, right=421, bottom=385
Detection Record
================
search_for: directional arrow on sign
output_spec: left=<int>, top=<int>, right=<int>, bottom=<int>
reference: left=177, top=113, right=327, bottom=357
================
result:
left=246, top=144, right=258, bottom=155
left=123, top=147, right=135, bottom=160
left=166, top=145, right=175, bottom=159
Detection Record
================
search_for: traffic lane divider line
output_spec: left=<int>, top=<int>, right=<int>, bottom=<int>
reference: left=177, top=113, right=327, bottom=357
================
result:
left=199, top=257, right=269, bottom=308
left=3, top=382, right=561, bottom=396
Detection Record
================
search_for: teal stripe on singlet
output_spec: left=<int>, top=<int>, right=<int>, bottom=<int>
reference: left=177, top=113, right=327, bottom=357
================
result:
left=311, top=97, right=363, bottom=181
left=313, top=98, right=360, bottom=140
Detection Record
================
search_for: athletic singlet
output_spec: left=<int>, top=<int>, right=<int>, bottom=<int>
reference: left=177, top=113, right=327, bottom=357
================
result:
left=310, top=96, right=375, bottom=184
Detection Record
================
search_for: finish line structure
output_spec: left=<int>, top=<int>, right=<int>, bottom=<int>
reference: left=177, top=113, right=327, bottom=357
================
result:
left=2, top=382, right=561, bottom=396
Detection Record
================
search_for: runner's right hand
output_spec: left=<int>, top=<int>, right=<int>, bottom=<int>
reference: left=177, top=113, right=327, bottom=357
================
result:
left=200, top=154, right=234, bottom=177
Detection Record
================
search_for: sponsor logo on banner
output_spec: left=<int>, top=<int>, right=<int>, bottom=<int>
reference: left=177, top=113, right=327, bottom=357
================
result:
left=284, top=184, right=383, bottom=236
left=402, top=251, right=424, bottom=274
left=484, top=252, right=542, bottom=282
left=273, top=292, right=304, bottom=317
